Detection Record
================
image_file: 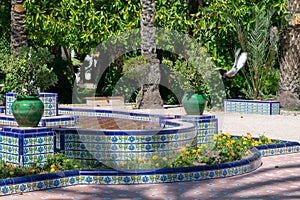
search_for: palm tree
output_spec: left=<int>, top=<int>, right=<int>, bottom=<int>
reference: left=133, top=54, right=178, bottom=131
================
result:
left=276, top=0, right=300, bottom=109
left=10, top=0, right=27, bottom=54
left=137, top=0, right=163, bottom=108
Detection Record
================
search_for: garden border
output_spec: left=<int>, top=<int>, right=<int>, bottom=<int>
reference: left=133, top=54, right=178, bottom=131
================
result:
left=0, top=139, right=299, bottom=196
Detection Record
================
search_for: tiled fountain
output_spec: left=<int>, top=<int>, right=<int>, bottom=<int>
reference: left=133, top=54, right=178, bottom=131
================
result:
left=0, top=93, right=298, bottom=196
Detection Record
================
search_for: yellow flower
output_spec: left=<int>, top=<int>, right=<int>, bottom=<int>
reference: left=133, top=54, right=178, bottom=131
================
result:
left=162, top=157, right=168, bottom=161
left=50, top=164, right=56, bottom=169
left=155, top=163, right=160, bottom=168
left=226, top=141, right=231, bottom=147
left=152, top=155, right=159, bottom=160
left=226, top=132, right=231, bottom=138
left=213, top=134, right=218, bottom=140
left=179, top=147, right=186, bottom=153
left=9, top=171, right=14, bottom=176
left=192, top=149, right=197, bottom=154
left=236, top=146, right=241, bottom=151
left=50, top=168, right=55, bottom=172
left=268, top=138, right=272, bottom=144
left=185, top=151, right=190, bottom=155
left=222, top=136, right=227, bottom=140
left=169, top=164, right=173, bottom=168
left=243, top=141, right=247, bottom=145
left=66, top=159, right=70, bottom=162
left=74, top=165, right=78, bottom=169
left=185, top=144, right=190, bottom=148
left=231, top=140, right=235, bottom=144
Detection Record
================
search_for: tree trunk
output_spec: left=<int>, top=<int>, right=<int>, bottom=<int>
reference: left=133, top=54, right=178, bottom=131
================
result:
left=10, top=0, right=27, bottom=54
left=138, top=0, right=163, bottom=109
left=276, top=1, right=300, bottom=109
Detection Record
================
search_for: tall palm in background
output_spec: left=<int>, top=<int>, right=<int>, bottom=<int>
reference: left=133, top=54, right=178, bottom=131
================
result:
left=138, top=0, right=163, bottom=108
left=277, top=0, right=300, bottom=109
left=10, top=0, right=27, bottom=54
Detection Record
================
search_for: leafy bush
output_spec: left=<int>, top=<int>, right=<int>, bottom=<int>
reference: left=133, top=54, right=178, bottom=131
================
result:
left=0, top=46, right=58, bottom=96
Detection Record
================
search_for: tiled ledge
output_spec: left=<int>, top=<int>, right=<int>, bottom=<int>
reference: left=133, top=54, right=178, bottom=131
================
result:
left=224, top=99, right=280, bottom=115
left=0, top=139, right=299, bottom=196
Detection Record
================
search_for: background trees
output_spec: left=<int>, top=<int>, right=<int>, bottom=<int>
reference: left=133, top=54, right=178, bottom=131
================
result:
left=0, top=0, right=298, bottom=109
left=276, top=0, right=300, bottom=109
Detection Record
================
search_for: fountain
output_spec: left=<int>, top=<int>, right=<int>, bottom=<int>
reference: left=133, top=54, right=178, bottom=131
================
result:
left=0, top=93, right=298, bottom=196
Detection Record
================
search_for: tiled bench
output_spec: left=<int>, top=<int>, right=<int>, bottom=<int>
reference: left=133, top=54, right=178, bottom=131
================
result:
left=85, top=96, right=124, bottom=106
left=224, top=99, right=280, bottom=115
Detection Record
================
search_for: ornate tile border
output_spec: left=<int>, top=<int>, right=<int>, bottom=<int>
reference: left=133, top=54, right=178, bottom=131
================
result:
left=0, top=147, right=262, bottom=196
left=0, top=127, right=55, bottom=166
left=224, top=99, right=280, bottom=115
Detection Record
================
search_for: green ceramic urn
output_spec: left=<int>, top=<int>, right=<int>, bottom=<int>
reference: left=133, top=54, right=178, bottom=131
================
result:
left=182, top=93, right=207, bottom=115
left=11, top=96, right=44, bottom=127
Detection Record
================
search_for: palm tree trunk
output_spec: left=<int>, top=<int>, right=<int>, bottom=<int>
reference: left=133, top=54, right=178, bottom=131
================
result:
left=138, top=0, right=163, bottom=109
left=277, top=0, right=300, bottom=109
left=10, top=0, right=27, bottom=54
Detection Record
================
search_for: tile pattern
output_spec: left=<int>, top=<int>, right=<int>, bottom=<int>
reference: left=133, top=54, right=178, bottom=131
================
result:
left=5, top=93, right=58, bottom=117
left=0, top=127, right=55, bottom=166
left=59, top=108, right=163, bottom=123
left=176, top=115, right=218, bottom=147
left=0, top=114, right=77, bottom=127
left=55, top=124, right=196, bottom=170
left=39, top=93, right=58, bottom=117
left=5, top=93, right=17, bottom=116
left=224, top=99, right=280, bottom=115
left=0, top=106, right=4, bottom=114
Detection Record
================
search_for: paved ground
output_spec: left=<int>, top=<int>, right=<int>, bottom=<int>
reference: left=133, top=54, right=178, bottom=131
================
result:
left=2, top=107, right=300, bottom=200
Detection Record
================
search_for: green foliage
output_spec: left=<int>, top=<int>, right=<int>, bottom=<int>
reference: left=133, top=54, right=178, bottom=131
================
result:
left=23, top=0, right=287, bottom=100
left=192, top=0, right=287, bottom=99
left=47, top=57, right=73, bottom=103
left=237, top=8, right=279, bottom=99
left=162, top=47, right=215, bottom=98
left=0, top=1, right=10, bottom=38
left=0, top=46, right=58, bottom=96
left=24, top=0, right=141, bottom=57
left=96, top=65, right=123, bottom=97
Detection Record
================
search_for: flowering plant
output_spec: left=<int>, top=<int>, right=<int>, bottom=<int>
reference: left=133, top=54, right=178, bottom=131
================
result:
left=170, top=132, right=278, bottom=167
left=0, top=152, right=82, bottom=179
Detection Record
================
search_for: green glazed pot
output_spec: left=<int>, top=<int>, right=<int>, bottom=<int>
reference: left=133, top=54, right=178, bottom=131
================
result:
left=182, top=93, right=207, bottom=115
left=12, top=96, right=44, bottom=127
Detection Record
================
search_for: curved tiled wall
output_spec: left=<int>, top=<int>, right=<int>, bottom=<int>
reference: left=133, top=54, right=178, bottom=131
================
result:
left=0, top=106, right=299, bottom=196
